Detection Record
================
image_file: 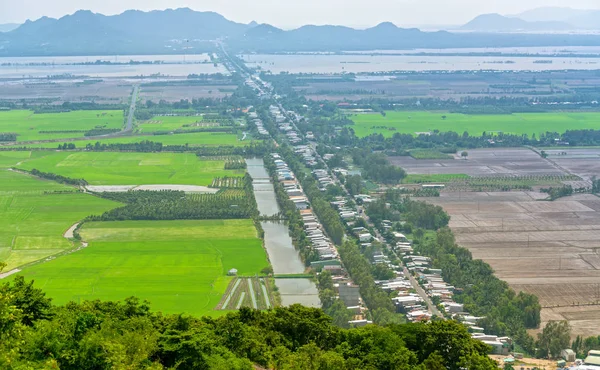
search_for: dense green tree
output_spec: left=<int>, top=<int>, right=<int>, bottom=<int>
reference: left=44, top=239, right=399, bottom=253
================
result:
left=536, top=320, right=571, bottom=359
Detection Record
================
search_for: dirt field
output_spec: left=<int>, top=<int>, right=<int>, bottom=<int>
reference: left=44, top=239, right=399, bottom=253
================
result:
left=425, top=191, right=600, bottom=338
left=139, top=84, right=236, bottom=102
left=390, top=148, right=565, bottom=177
left=544, top=148, right=600, bottom=184
left=0, top=80, right=131, bottom=104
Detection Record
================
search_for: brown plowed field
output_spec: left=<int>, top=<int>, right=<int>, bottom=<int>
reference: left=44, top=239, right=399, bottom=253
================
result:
left=425, top=191, right=600, bottom=338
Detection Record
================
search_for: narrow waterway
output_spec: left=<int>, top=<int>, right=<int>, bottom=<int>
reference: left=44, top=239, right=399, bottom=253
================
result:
left=246, top=158, right=281, bottom=217
left=246, top=158, right=320, bottom=307
left=260, top=221, right=305, bottom=274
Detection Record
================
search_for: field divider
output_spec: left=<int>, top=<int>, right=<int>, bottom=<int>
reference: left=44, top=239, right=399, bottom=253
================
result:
left=247, top=278, right=258, bottom=309
left=236, top=292, right=246, bottom=309
left=261, top=278, right=271, bottom=308
left=220, top=278, right=242, bottom=309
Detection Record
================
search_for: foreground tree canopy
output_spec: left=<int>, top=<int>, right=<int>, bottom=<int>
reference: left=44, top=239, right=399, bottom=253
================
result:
left=0, top=276, right=498, bottom=369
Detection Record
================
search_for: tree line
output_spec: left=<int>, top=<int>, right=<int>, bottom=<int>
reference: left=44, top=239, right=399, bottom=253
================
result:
left=83, top=128, right=121, bottom=137
left=89, top=177, right=258, bottom=222
left=32, top=102, right=127, bottom=113
left=55, top=140, right=272, bottom=157
left=0, top=274, right=499, bottom=369
left=263, top=154, right=320, bottom=265
left=338, top=239, right=402, bottom=325
left=25, top=168, right=88, bottom=187
left=0, top=133, right=17, bottom=142
left=351, top=149, right=406, bottom=184
left=152, top=127, right=236, bottom=135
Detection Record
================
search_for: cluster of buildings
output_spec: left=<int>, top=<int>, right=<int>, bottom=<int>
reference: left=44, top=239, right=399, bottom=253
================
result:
left=331, top=198, right=359, bottom=222
left=270, top=153, right=337, bottom=261
left=390, top=232, right=510, bottom=354
left=312, top=169, right=336, bottom=190
left=293, top=145, right=318, bottom=167
left=269, top=105, right=301, bottom=144
left=247, top=110, right=269, bottom=137
left=244, top=77, right=270, bottom=99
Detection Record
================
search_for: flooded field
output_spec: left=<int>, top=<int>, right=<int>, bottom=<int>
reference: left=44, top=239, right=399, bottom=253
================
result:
left=241, top=54, right=600, bottom=73
left=0, top=54, right=225, bottom=78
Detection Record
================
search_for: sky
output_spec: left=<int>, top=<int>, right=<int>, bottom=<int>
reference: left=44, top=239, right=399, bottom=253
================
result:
left=2, top=0, right=600, bottom=28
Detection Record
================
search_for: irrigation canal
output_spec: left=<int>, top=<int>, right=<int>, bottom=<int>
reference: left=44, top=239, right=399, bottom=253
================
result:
left=246, top=158, right=320, bottom=308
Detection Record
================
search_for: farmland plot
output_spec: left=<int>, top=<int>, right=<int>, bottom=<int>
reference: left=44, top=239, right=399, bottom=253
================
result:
left=15, top=220, right=269, bottom=316
left=16, top=151, right=243, bottom=186
left=0, top=110, right=124, bottom=142
left=425, top=191, right=600, bottom=338
left=352, top=111, right=600, bottom=138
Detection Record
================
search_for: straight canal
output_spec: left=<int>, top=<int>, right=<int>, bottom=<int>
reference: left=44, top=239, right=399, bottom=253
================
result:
left=246, top=158, right=320, bottom=307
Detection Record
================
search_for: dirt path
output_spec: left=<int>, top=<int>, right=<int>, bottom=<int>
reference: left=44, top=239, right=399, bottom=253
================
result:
left=0, top=269, right=21, bottom=280
left=247, top=278, right=258, bottom=309
left=64, top=222, right=80, bottom=239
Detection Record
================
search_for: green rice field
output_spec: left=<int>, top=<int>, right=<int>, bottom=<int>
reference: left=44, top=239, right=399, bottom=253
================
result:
left=351, top=111, right=600, bottom=138
left=0, top=110, right=124, bottom=142
left=0, top=169, right=120, bottom=270
left=138, top=115, right=205, bottom=133
left=16, top=151, right=242, bottom=186
left=16, top=220, right=269, bottom=316
left=18, top=131, right=249, bottom=149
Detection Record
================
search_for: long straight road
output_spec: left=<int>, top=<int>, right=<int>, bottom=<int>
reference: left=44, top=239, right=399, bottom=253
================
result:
left=125, top=85, right=139, bottom=132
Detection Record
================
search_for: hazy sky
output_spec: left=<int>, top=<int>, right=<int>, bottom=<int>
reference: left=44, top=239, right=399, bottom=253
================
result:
left=2, top=0, right=600, bottom=28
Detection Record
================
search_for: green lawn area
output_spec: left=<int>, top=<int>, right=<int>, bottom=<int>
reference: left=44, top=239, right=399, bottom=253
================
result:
left=0, top=110, right=124, bottom=142
left=0, top=170, right=120, bottom=270
left=16, top=151, right=242, bottom=186
left=16, top=220, right=268, bottom=316
left=351, top=111, right=600, bottom=138
left=138, top=115, right=204, bottom=133
left=21, top=132, right=250, bottom=149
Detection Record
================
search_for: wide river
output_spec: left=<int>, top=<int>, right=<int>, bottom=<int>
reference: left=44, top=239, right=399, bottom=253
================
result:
left=246, top=158, right=320, bottom=308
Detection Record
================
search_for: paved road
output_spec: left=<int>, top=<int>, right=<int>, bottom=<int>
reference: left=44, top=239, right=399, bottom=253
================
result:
left=405, top=267, right=443, bottom=317
left=125, top=85, right=139, bottom=132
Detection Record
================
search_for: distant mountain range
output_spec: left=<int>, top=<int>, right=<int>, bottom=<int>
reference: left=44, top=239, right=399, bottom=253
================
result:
left=462, top=7, right=600, bottom=32
left=0, top=23, right=19, bottom=32
left=460, top=14, right=572, bottom=32
left=6, top=8, right=600, bottom=56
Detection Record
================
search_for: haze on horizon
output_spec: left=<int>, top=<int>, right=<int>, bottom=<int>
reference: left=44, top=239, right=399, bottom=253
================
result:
left=2, top=0, right=600, bottom=29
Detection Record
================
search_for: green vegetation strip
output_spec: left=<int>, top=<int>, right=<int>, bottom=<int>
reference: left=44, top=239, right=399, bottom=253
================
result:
left=409, top=150, right=453, bottom=160
left=403, top=174, right=470, bottom=184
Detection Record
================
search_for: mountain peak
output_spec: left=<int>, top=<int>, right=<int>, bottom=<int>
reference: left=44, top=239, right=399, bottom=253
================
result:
left=461, top=13, right=572, bottom=32
left=70, top=10, right=96, bottom=17
left=373, top=21, right=398, bottom=30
